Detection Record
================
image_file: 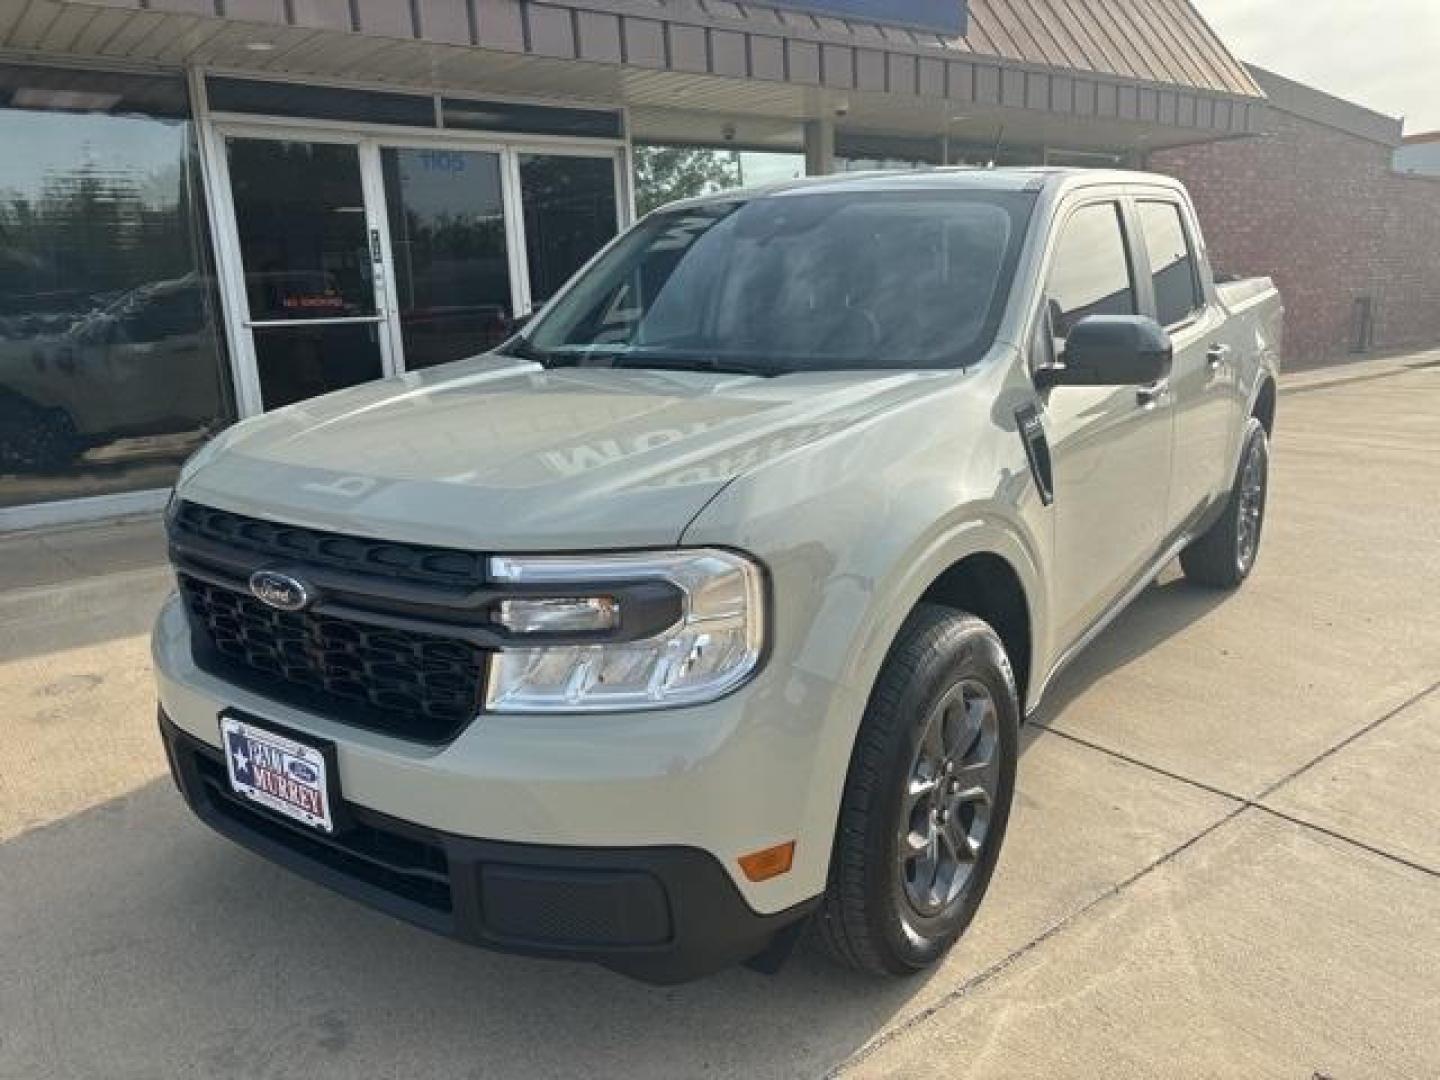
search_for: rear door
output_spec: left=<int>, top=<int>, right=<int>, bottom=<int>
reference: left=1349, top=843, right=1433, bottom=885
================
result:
left=1037, top=196, right=1175, bottom=650
left=1133, top=196, right=1233, bottom=530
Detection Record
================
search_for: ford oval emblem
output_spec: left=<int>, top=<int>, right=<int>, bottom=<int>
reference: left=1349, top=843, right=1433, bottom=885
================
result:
left=248, top=569, right=313, bottom=612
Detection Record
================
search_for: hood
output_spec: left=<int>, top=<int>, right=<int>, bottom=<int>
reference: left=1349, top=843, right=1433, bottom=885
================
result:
left=179, top=355, right=950, bottom=550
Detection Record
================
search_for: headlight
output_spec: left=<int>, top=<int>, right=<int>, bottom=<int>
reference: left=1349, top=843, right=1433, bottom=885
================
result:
left=485, top=549, right=765, bottom=713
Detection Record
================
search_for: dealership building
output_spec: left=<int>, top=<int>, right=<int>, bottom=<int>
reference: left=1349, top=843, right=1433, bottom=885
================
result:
left=0, top=0, right=1264, bottom=526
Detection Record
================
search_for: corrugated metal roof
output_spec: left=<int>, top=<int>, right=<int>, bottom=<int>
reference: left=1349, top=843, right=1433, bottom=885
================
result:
left=902, top=0, right=1261, bottom=96
left=8, top=0, right=1266, bottom=143
left=22, top=0, right=1262, bottom=99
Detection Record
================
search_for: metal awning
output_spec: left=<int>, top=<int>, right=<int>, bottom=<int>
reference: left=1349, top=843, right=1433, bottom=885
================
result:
left=1, top=0, right=1266, bottom=149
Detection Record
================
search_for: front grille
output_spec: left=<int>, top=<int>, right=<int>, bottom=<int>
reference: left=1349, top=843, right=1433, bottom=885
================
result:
left=180, top=574, right=485, bottom=744
left=172, top=501, right=486, bottom=588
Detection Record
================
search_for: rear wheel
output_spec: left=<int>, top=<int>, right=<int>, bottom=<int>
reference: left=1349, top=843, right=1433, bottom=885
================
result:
left=817, top=605, right=1019, bottom=976
left=1180, top=418, right=1269, bottom=589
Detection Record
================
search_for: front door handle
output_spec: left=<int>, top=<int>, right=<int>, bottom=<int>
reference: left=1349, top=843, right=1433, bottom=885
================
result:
left=1137, top=380, right=1169, bottom=408
left=1206, top=344, right=1232, bottom=370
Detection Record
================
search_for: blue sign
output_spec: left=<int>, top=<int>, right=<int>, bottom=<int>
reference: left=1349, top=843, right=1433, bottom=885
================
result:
left=755, top=0, right=965, bottom=35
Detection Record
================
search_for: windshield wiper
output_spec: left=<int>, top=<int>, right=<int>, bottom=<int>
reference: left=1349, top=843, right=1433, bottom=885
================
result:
left=606, top=354, right=784, bottom=378
left=508, top=343, right=784, bottom=378
left=501, top=336, right=556, bottom=366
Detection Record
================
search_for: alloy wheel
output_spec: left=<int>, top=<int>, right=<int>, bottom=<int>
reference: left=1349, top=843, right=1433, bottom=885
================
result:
left=897, top=678, right=1002, bottom=918
left=1236, top=438, right=1266, bottom=573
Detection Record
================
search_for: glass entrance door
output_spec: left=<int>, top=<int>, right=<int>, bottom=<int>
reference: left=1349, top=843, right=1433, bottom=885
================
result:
left=517, top=152, right=622, bottom=308
left=379, top=147, right=517, bottom=369
left=213, top=125, right=624, bottom=414
left=223, top=136, right=390, bottom=410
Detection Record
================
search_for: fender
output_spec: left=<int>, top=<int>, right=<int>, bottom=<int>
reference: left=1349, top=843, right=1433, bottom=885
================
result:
left=787, top=505, right=1045, bottom=896
left=835, top=507, right=1045, bottom=710
left=1228, top=372, right=1278, bottom=479
left=682, top=407, right=1051, bottom=908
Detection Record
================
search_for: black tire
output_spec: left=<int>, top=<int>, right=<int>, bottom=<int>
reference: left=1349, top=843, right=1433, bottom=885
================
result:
left=817, top=604, right=1019, bottom=976
left=1180, top=418, right=1269, bottom=589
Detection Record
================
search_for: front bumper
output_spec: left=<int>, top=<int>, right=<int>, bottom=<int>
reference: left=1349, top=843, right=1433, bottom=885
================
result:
left=153, top=590, right=852, bottom=917
left=160, top=709, right=816, bottom=983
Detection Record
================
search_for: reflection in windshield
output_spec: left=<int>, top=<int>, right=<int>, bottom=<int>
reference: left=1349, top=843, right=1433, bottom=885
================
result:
left=525, top=189, right=1036, bottom=375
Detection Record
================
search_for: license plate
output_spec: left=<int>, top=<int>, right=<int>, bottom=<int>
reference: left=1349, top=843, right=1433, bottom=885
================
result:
left=220, top=714, right=334, bottom=833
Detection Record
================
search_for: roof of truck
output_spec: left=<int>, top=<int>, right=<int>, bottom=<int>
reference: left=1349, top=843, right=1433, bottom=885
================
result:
left=659, top=167, right=1184, bottom=211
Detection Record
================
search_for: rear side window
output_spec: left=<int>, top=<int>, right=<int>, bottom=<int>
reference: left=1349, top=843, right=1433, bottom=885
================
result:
left=1046, top=202, right=1136, bottom=340
left=1138, top=200, right=1202, bottom=327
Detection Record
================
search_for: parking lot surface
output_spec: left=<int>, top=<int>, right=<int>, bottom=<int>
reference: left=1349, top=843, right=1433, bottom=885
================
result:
left=2, top=350, right=1438, bottom=1079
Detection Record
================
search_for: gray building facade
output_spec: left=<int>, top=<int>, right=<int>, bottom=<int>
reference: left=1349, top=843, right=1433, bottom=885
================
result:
left=0, top=0, right=1264, bottom=525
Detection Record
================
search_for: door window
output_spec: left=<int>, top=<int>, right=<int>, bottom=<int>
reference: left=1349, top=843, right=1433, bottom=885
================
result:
left=381, top=147, right=515, bottom=369
left=1137, top=201, right=1202, bottom=328
left=518, top=154, right=619, bottom=306
left=1046, top=202, right=1136, bottom=341
left=225, top=137, right=385, bottom=409
left=227, top=139, right=376, bottom=321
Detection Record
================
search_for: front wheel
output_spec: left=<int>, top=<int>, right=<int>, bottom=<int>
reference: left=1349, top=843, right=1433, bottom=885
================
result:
left=1180, top=418, right=1269, bottom=589
left=817, top=605, right=1019, bottom=976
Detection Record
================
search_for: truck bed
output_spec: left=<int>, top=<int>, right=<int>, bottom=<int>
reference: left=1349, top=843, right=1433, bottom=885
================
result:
left=1217, top=275, right=1279, bottom=315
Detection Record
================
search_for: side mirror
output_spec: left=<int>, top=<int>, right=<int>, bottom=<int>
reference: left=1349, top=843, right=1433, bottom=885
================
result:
left=1035, top=315, right=1172, bottom=391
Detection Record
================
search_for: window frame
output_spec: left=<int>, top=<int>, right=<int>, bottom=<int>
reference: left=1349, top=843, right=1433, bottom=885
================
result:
left=1032, top=195, right=1143, bottom=369
left=1134, top=197, right=1206, bottom=332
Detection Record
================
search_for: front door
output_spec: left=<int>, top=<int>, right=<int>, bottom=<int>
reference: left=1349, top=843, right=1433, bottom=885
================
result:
left=1040, top=198, right=1175, bottom=650
left=221, top=135, right=393, bottom=411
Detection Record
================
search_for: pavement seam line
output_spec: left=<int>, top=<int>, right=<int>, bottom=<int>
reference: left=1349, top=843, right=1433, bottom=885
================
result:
left=1247, top=803, right=1440, bottom=879
left=832, top=683, right=1440, bottom=1076
left=1039, top=726, right=1250, bottom=804
left=826, top=802, right=1252, bottom=1078
left=1044, top=723, right=1440, bottom=881
left=0, top=564, right=172, bottom=607
left=1252, top=677, right=1440, bottom=802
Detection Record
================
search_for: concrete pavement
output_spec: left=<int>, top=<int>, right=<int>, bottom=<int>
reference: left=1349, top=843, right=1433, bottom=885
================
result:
left=1, top=349, right=1437, bottom=1078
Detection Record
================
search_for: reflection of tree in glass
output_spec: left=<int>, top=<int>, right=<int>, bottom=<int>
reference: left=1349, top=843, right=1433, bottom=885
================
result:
left=520, top=155, right=622, bottom=305
left=399, top=210, right=506, bottom=257
left=390, top=209, right=510, bottom=311
left=0, top=157, right=193, bottom=322
left=633, top=145, right=741, bottom=215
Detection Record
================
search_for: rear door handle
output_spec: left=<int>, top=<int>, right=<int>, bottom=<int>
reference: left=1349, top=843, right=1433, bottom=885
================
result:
left=1206, top=344, right=1232, bottom=370
left=1136, top=380, right=1169, bottom=408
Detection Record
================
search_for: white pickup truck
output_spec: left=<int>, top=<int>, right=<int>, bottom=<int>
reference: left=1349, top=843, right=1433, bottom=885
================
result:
left=154, top=168, right=1282, bottom=983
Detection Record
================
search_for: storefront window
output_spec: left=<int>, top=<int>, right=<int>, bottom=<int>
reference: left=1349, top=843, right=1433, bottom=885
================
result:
left=0, top=65, right=232, bottom=511
left=519, top=154, right=619, bottom=305
left=631, top=145, right=802, bottom=216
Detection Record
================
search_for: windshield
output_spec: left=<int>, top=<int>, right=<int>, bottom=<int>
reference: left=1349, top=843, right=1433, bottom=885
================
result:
left=519, top=188, right=1036, bottom=375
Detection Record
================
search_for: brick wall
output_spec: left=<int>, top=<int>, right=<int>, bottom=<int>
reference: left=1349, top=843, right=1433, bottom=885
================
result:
left=1151, top=109, right=1440, bottom=366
